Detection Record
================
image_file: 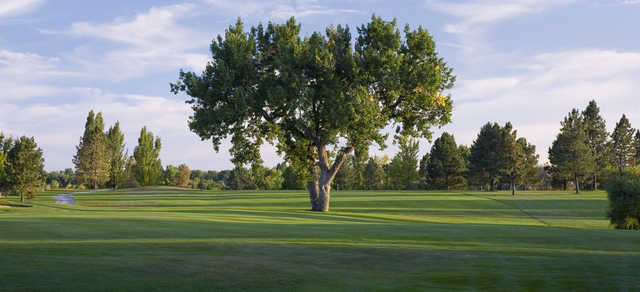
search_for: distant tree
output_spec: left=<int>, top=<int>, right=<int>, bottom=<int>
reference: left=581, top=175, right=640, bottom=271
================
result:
left=164, top=165, right=179, bottom=185
left=106, top=122, right=128, bottom=188
left=262, top=168, right=284, bottom=190
left=388, top=136, right=420, bottom=189
left=611, top=115, right=635, bottom=173
left=228, top=165, right=255, bottom=190
left=73, top=111, right=110, bottom=189
left=549, top=109, right=594, bottom=194
left=469, top=123, right=503, bottom=190
left=281, top=164, right=305, bottom=190
left=6, top=136, right=44, bottom=202
left=176, top=164, right=191, bottom=188
left=516, top=138, right=540, bottom=190
left=133, top=127, right=162, bottom=186
left=364, top=156, right=386, bottom=190
left=633, top=130, right=640, bottom=167
left=0, top=132, right=11, bottom=195
left=427, top=132, right=465, bottom=190
left=582, top=100, right=609, bottom=189
left=171, top=16, right=455, bottom=211
left=418, top=153, right=430, bottom=187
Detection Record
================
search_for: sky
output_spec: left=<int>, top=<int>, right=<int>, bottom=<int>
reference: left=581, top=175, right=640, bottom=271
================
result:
left=1, top=0, right=639, bottom=171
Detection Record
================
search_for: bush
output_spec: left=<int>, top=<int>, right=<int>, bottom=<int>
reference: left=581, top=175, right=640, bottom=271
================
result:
left=606, top=173, right=640, bottom=230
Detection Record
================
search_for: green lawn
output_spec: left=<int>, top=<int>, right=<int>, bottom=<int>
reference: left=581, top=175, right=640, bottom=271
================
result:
left=1, top=188, right=639, bottom=291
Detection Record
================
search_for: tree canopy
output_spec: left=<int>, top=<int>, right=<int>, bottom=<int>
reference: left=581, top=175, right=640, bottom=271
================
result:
left=171, top=15, right=454, bottom=211
left=133, top=127, right=163, bottom=186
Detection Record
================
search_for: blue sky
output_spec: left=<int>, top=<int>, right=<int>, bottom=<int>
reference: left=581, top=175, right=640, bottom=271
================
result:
left=1, top=0, right=639, bottom=171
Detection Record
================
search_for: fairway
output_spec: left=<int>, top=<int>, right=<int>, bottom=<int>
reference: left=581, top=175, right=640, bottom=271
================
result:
left=1, top=189, right=639, bottom=291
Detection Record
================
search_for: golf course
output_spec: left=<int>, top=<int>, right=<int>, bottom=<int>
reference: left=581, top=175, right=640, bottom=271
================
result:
left=2, top=188, right=639, bottom=291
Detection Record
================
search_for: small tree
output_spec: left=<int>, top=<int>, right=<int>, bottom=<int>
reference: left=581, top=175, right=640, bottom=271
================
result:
left=427, top=132, right=465, bottom=190
left=606, top=171, right=640, bottom=230
left=6, top=136, right=44, bottom=202
left=633, top=130, right=640, bottom=167
left=106, top=122, right=128, bottom=188
left=388, top=136, right=420, bottom=189
left=582, top=100, right=609, bottom=189
left=469, top=123, right=504, bottom=190
left=133, top=127, right=162, bottom=186
left=549, top=109, right=594, bottom=193
left=364, top=156, right=386, bottom=190
left=176, top=164, right=191, bottom=188
left=74, top=111, right=110, bottom=189
left=171, top=16, right=454, bottom=211
left=611, top=115, right=635, bottom=173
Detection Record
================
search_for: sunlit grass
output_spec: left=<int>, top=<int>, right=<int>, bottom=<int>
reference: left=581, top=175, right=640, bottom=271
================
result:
left=1, top=189, right=639, bottom=291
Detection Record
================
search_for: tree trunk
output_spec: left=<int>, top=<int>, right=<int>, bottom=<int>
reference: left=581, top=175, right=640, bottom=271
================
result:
left=307, top=144, right=353, bottom=212
left=574, top=173, right=580, bottom=194
left=489, top=176, right=495, bottom=191
left=593, top=174, right=597, bottom=191
left=511, top=179, right=515, bottom=196
left=20, top=192, right=24, bottom=203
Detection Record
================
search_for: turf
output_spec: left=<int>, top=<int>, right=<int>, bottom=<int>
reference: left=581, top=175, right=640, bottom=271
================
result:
left=1, top=188, right=639, bottom=291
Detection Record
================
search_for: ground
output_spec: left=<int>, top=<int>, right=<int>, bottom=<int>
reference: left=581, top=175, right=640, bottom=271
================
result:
left=1, top=188, right=639, bottom=291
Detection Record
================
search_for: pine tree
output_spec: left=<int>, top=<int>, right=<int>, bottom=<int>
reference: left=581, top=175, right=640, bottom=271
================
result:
left=582, top=100, right=609, bottom=189
left=469, top=123, right=503, bottom=190
left=549, top=109, right=594, bottom=193
left=633, top=130, right=640, bottom=167
left=611, top=115, right=635, bottom=172
left=364, top=156, right=386, bottom=190
left=106, top=122, right=127, bottom=188
left=133, top=127, right=162, bottom=186
left=73, top=111, right=110, bottom=189
left=418, top=153, right=430, bottom=187
left=6, top=136, right=44, bottom=202
left=427, top=132, right=466, bottom=190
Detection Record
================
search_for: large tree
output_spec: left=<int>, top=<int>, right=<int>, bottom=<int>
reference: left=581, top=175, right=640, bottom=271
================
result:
left=427, top=132, right=465, bottom=190
left=549, top=109, right=594, bottom=193
left=6, top=136, right=44, bottom=202
left=611, top=114, right=635, bottom=173
left=176, top=164, right=191, bottom=188
left=171, top=16, right=454, bottom=211
left=106, top=122, right=128, bottom=188
left=582, top=100, right=609, bottom=189
left=73, top=111, right=110, bottom=189
left=133, top=127, right=163, bottom=186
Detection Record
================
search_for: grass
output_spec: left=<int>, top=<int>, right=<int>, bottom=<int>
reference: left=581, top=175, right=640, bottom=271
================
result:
left=1, top=188, right=639, bottom=291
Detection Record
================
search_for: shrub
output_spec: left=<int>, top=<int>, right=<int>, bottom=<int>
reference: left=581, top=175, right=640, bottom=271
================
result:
left=606, top=173, right=640, bottom=230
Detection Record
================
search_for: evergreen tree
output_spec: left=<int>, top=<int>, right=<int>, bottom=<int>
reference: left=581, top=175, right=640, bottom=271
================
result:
left=498, top=123, right=520, bottom=195
left=469, top=123, right=503, bottom=190
left=0, top=132, right=12, bottom=195
left=611, top=114, right=635, bottom=173
left=388, top=136, right=420, bottom=189
left=364, top=156, right=386, bottom=190
left=633, top=130, right=640, bottom=167
left=582, top=100, right=609, bottom=189
left=6, top=136, right=44, bottom=202
left=73, top=111, right=110, bottom=189
left=133, top=127, right=162, bottom=186
left=106, top=122, right=127, bottom=188
left=427, top=132, right=465, bottom=190
left=549, top=109, right=594, bottom=193
left=176, top=164, right=191, bottom=187
left=418, top=153, right=430, bottom=187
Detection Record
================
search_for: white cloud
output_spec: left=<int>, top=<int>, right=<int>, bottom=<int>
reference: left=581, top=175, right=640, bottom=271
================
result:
left=0, top=0, right=44, bottom=18
left=57, top=4, right=210, bottom=79
left=440, top=49, right=640, bottom=163
left=202, top=0, right=360, bottom=19
left=428, top=0, right=575, bottom=53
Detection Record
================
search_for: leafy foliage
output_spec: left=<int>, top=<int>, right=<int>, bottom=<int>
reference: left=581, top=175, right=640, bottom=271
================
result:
left=106, top=122, right=128, bottom=188
left=171, top=15, right=454, bottom=210
left=6, top=136, right=44, bottom=202
left=387, top=136, right=420, bottom=189
left=427, top=132, right=465, bottom=190
left=133, top=127, right=163, bottom=186
left=606, top=169, right=640, bottom=230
